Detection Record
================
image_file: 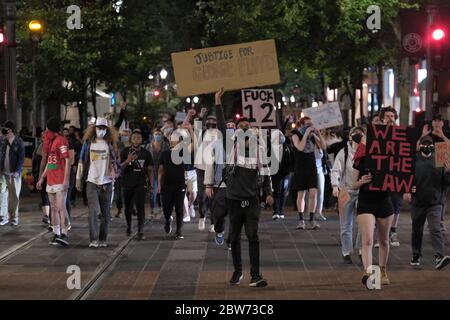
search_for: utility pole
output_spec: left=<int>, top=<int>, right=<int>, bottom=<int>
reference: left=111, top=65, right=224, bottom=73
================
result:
left=4, top=0, right=17, bottom=123
left=426, top=4, right=438, bottom=121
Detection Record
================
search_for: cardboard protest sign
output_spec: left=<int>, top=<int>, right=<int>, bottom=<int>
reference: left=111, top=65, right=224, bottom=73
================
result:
left=365, top=124, right=417, bottom=193
left=171, top=39, right=280, bottom=97
left=302, top=102, right=343, bottom=130
left=241, top=89, right=276, bottom=128
left=435, top=142, right=450, bottom=168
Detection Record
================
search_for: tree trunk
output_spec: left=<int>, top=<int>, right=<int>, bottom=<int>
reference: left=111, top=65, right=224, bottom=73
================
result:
left=398, top=57, right=410, bottom=126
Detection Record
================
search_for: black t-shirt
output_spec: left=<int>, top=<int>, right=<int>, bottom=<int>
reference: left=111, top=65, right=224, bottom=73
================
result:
left=428, top=132, right=450, bottom=143
left=353, top=156, right=390, bottom=203
left=292, top=130, right=315, bottom=173
left=160, top=149, right=186, bottom=192
left=120, top=146, right=153, bottom=188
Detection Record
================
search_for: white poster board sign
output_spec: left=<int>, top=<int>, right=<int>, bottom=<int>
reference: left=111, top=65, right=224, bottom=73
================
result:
left=175, top=112, right=187, bottom=123
left=302, top=102, right=343, bottom=129
left=241, top=89, right=276, bottom=128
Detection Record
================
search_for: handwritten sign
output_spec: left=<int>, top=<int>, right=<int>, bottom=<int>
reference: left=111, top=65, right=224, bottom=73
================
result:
left=435, top=142, right=450, bottom=168
left=171, top=39, right=280, bottom=97
left=365, top=124, right=417, bottom=193
left=301, top=102, right=343, bottom=130
left=241, top=89, right=276, bottom=128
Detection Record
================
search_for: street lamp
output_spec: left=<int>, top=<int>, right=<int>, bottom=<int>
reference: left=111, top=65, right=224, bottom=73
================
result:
left=28, top=20, right=43, bottom=43
left=160, top=68, right=168, bottom=80
left=186, top=97, right=191, bottom=103
left=193, top=96, right=199, bottom=104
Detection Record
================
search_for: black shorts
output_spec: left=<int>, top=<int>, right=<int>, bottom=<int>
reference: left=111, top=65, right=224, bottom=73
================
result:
left=291, top=169, right=318, bottom=191
left=356, top=197, right=394, bottom=219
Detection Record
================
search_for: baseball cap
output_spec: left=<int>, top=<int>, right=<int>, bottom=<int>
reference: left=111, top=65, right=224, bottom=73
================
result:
left=95, top=117, right=108, bottom=127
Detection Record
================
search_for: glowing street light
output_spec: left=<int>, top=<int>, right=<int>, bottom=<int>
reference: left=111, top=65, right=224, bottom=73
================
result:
left=160, top=68, right=168, bottom=80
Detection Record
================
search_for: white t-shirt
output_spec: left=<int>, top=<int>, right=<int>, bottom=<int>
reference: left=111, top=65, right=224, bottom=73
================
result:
left=87, top=139, right=113, bottom=185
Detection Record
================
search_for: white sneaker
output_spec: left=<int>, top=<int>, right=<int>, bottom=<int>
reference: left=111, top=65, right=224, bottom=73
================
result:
left=10, top=220, right=18, bottom=226
left=0, top=219, right=9, bottom=226
left=89, top=241, right=99, bottom=248
left=98, top=241, right=107, bottom=248
left=198, top=218, right=206, bottom=231
left=183, top=215, right=191, bottom=223
left=296, top=220, right=306, bottom=230
left=209, top=225, right=215, bottom=233
left=189, top=206, right=196, bottom=219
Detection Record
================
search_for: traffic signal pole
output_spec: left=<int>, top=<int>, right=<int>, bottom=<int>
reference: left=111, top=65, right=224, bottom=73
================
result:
left=426, top=4, right=438, bottom=121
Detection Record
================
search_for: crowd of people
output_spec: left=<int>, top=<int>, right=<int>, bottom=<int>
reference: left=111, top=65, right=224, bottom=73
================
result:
left=0, top=91, right=449, bottom=289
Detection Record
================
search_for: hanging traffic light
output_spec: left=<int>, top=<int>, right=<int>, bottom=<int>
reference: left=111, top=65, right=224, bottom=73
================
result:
left=432, top=27, right=446, bottom=41
left=28, top=20, right=43, bottom=43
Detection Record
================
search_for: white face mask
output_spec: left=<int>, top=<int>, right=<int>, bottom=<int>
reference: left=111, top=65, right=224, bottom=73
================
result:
left=96, top=128, right=107, bottom=138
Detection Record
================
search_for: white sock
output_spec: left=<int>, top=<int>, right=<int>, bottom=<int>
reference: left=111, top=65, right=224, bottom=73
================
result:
left=53, top=225, right=61, bottom=236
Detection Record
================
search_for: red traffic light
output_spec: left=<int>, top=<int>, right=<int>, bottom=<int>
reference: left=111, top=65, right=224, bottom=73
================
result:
left=153, top=90, right=160, bottom=97
left=235, top=113, right=241, bottom=119
left=432, top=28, right=446, bottom=41
left=0, top=31, right=5, bottom=44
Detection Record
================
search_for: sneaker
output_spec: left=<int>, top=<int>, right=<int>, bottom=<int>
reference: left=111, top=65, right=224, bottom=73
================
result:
left=343, top=254, right=353, bottom=264
left=56, top=234, right=69, bottom=246
left=309, top=220, right=320, bottom=230
left=374, top=242, right=380, bottom=248
left=175, top=233, right=184, bottom=240
left=410, top=254, right=421, bottom=266
left=10, top=219, right=18, bottom=226
left=209, top=225, right=215, bottom=233
left=137, top=233, right=146, bottom=241
left=279, top=214, right=285, bottom=219
left=215, top=232, right=225, bottom=245
left=0, top=219, right=9, bottom=226
left=272, top=213, right=280, bottom=221
left=183, top=215, right=191, bottom=223
left=249, top=275, right=268, bottom=288
left=435, top=255, right=450, bottom=270
left=317, top=213, right=327, bottom=221
left=42, top=216, right=49, bottom=225
left=198, top=218, right=206, bottom=231
left=390, top=232, right=400, bottom=247
left=229, top=271, right=243, bottom=285
left=49, top=234, right=59, bottom=245
left=89, top=241, right=99, bottom=248
left=189, top=206, right=196, bottom=219
left=361, top=273, right=370, bottom=289
left=164, top=218, right=172, bottom=234
left=296, top=220, right=306, bottom=230
left=98, top=241, right=108, bottom=247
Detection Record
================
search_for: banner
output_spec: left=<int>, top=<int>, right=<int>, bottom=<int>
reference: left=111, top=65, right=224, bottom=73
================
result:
left=435, top=142, right=450, bottom=168
left=302, top=102, right=343, bottom=130
left=171, top=39, right=280, bottom=97
left=241, top=89, right=276, bottom=128
left=365, top=124, right=417, bottom=193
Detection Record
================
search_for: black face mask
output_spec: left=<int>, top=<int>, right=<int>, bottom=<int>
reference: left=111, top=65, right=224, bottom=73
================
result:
left=1, top=128, right=9, bottom=135
left=420, top=145, right=434, bottom=155
left=351, top=133, right=362, bottom=144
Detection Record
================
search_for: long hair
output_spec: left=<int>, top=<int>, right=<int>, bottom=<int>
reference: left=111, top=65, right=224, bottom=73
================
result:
left=83, top=125, right=119, bottom=144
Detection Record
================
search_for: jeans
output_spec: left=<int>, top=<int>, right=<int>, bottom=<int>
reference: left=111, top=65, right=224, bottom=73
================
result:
left=86, top=182, right=113, bottom=242
left=316, top=170, right=325, bottom=214
left=162, top=189, right=186, bottom=235
left=150, top=176, right=159, bottom=209
left=0, top=174, right=8, bottom=219
left=2, top=174, right=22, bottom=222
left=114, top=177, right=123, bottom=212
left=339, top=192, right=361, bottom=256
left=411, top=204, right=445, bottom=257
left=228, top=198, right=261, bottom=277
left=272, top=173, right=290, bottom=215
left=391, top=193, right=403, bottom=215
left=124, top=184, right=146, bottom=233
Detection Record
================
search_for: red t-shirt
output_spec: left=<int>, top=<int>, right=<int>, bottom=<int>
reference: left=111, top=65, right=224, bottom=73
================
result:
left=47, top=135, right=70, bottom=186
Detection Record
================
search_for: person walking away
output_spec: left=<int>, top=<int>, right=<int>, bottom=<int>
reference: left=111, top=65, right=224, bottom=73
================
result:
left=147, top=128, right=166, bottom=219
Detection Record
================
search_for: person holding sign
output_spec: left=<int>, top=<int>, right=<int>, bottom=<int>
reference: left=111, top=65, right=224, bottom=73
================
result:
left=352, top=134, right=393, bottom=289
left=404, top=136, right=450, bottom=270
left=291, top=117, right=326, bottom=230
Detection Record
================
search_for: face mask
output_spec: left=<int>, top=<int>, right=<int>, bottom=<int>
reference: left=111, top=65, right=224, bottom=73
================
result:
left=420, top=145, right=434, bottom=155
left=1, top=128, right=8, bottom=135
left=154, top=134, right=162, bottom=142
left=96, top=128, right=107, bottom=138
left=351, top=133, right=362, bottom=144
left=121, top=136, right=129, bottom=144
left=163, top=128, right=173, bottom=136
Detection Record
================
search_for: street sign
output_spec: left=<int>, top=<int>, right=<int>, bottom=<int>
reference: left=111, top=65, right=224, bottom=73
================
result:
left=171, top=39, right=280, bottom=97
left=241, top=89, right=276, bottom=128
